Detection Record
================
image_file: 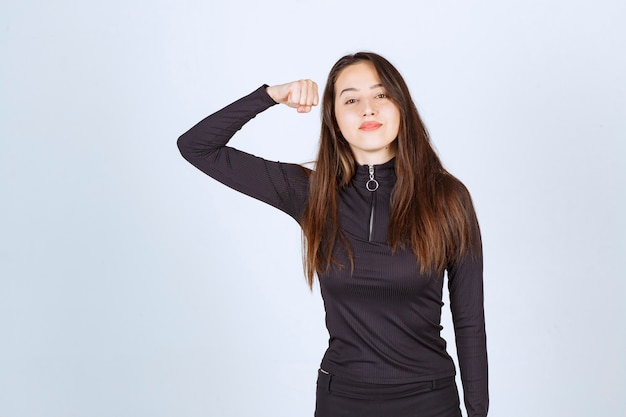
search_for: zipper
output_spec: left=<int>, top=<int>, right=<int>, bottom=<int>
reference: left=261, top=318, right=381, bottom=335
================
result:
left=366, top=165, right=379, bottom=242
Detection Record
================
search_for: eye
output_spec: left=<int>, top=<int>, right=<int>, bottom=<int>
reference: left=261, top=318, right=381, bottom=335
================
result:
left=375, top=93, right=387, bottom=99
left=344, top=98, right=357, bottom=105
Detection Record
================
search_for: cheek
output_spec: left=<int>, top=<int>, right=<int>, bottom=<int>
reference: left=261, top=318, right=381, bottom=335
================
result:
left=392, top=117, right=401, bottom=135
left=388, top=108, right=401, bottom=135
left=335, top=109, right=355, bottom=132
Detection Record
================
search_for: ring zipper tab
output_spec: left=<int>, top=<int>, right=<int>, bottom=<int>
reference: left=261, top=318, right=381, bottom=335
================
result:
left=366, top=165, right=379, bottom=192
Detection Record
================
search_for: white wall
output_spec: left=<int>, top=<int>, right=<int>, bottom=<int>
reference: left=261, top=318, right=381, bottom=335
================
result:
left=1, top=0, right=624, bottom=416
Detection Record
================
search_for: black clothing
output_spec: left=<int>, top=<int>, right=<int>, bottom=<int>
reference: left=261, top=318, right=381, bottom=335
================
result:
left=177, top=86, right=488, bottom=417
left=315, top=369, right=462, bottom=417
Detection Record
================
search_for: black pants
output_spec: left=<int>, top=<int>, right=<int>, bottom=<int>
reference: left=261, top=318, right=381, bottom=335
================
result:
left=314, top=369, right=462, bottom=417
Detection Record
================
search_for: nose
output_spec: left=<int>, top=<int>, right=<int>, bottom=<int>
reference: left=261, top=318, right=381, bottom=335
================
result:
left=361, top=98, right=376, bottom=116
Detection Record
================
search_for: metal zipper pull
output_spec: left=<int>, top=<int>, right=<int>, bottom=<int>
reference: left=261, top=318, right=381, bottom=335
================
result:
left=366, top=165, right=379, bottom=192
left=366, top=165, right=378, bottom=242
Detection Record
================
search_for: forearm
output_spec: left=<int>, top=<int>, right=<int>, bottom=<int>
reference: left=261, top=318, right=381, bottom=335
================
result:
left=177, top=85, right=277, bottom=167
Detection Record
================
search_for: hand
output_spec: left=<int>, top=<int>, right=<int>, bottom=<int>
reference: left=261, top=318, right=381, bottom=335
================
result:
left=266, top=80, right=319, bottom=113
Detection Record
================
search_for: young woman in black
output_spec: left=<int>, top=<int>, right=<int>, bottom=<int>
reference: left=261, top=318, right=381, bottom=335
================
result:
left=178, top=52, right=488, bottom=417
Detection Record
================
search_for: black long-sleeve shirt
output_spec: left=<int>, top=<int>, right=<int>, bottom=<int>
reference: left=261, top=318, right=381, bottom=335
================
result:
left=177, top=85, right=488, bottom=416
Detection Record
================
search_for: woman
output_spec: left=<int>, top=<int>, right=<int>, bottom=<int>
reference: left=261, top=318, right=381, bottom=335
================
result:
left=178, top=52, right=488, bottom=417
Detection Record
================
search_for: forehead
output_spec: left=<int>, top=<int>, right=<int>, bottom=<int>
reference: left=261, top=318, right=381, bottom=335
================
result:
left=335, top=61, right=381, bottom=89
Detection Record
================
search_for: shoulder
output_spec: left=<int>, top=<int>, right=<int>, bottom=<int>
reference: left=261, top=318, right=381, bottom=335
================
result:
left=284, top=163, right=313, bottom=182
left=278, top=162, right=313, bottom=196
left=436, top=171, right=474, bottom=209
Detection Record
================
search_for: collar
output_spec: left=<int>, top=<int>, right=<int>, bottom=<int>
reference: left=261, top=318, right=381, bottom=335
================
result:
left=353, top=157, right=396, bottom=181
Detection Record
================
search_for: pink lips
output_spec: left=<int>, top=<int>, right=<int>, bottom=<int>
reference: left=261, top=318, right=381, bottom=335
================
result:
left=359, top=121, right=382, bottom=131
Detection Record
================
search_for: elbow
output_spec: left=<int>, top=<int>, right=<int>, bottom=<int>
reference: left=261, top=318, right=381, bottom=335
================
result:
left=177, top=132, right=193, bottom=162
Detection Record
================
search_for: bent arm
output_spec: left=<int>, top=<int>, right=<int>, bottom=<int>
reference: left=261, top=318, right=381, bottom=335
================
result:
left=177, top=85, right=310, bottom=221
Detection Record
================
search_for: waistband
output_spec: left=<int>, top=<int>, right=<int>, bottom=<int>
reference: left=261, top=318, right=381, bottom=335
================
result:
left=317, top=368, right=456, bottom=400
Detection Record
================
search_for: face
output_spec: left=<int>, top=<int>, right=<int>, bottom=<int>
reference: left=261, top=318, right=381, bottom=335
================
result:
left=334, top=61, right=401, bottom=166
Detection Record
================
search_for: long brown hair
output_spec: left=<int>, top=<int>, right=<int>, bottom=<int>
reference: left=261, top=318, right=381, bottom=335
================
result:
left=301, top=52, right=480, bottom=289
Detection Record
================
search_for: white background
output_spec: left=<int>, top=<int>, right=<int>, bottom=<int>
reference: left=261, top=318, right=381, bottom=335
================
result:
left=1, top=1, right=624, bottom=416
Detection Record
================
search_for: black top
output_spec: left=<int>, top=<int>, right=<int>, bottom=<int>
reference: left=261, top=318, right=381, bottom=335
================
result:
left=177, top=86, right=488, bottom=417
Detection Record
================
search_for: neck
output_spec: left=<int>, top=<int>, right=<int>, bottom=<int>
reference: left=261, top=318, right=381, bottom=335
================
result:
left=353, top=150, right=396, bottom=166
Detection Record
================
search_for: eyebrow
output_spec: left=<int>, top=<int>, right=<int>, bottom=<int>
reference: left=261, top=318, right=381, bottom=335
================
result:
left=339, top=83, right=384, bottom=96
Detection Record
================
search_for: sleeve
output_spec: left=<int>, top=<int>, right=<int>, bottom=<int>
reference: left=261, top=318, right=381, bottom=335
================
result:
left=447, top=217, right=489, bottom=417
left=177, top=85, right=310, bottom=222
